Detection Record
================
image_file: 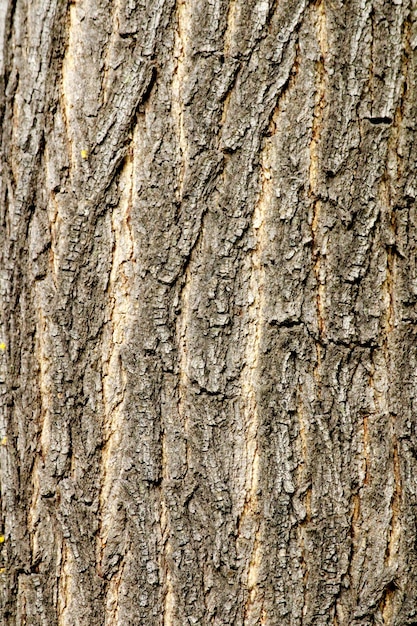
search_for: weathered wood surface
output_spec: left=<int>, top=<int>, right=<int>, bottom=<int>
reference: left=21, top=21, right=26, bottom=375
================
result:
left=1, top=0, right=417, bottom=624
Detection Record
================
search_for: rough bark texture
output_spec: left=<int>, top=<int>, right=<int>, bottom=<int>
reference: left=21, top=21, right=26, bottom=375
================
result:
left=1, top=0, right=417, bottom=624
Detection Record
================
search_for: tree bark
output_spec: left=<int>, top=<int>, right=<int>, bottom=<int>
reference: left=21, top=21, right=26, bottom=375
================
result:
left=1, top=0, right=417, bottom=624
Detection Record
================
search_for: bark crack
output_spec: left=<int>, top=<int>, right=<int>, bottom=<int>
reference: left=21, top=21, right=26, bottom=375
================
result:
left=309, top=0, right=328, bottom=345
left=223, top=0, right=238, bottom=58
left=61, top=1, right=79, bottom=184
left=161, top=498, right=175, bottom=626
left=239, top=132, right=273, bottom=626
left=172, top=0, right=190, bottom=202
left=99, top=153, right=135, bottom=618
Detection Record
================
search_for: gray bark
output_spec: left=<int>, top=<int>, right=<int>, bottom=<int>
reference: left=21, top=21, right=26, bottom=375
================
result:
left=1, top=0, right=417, bottom=624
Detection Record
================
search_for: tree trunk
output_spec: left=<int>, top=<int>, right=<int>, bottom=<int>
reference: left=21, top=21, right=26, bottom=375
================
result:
left=1, top=0, right=417, bottom=624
